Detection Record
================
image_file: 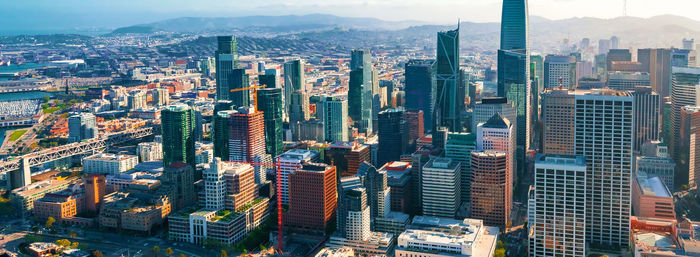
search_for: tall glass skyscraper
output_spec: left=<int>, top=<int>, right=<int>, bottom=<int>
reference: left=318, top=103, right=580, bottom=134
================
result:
left=230, top=68, right=250, bottom=108
left=215, top=36, right=238, bottom=101
left=257, top=88, right=284, bottom=157
left=348, top=49, right=373, bottom=134
left=321, top=96, right=348, bottom=143
left=500, top=0, right=529, bottom=51
left=284, top=59, right=305, bottom=118
left=404, top=59, right=437, bottom=132
left=436, top=26, right=462, bottom=132
left=162, top=104, right=196, bottom=169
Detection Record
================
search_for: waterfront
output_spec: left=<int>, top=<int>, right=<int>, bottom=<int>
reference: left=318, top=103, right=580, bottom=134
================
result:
left=0, top=91, right=53, bottom=101
left=0, top=63, right=47, bottom=73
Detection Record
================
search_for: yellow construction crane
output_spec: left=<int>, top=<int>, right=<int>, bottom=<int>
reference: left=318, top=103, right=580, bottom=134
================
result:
left=230, top=85, right=266, bottom=112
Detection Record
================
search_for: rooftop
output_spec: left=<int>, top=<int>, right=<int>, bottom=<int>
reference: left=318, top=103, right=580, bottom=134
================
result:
left=535, top=154, right=586, bottom=167
left=279, top=149, right=319, bottom=160
left=636, top=176, right=671, bottom=198
left=85, top=153, right=137, bottom=161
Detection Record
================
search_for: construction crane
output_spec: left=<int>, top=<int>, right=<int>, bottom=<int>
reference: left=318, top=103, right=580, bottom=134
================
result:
left=230, top=85, right=266, bottom=112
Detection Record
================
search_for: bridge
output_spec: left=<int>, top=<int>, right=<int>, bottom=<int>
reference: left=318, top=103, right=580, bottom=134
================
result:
left=0, top=126, right=156, bottom=177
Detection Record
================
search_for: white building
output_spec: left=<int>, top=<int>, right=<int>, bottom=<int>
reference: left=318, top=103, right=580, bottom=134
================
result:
left=544, top=55, right=577, bottom=89
left=421, top=158, right=460, bottom=218
left=529, top=154, right=587, bottom=257
left=136, top=142, right=162, bottom=162
left=321, top=97, right=348, bottom=142
left=471, top=97, right=516, bottom=134
left=277, top=149, right=319, bottom=205
left=83, top=153, right=138, bottom=175
left=476, top=113, right=516, bottom=186
left=396, top=217, right=498, bottom=257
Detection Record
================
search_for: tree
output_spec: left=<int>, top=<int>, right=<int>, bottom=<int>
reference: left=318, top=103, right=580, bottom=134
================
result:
left=69, top=231, right=77, bottom=238
left=92, top=250, right=103, bottom=257
left=165, top=248, right=173, bottom=256
left=240, top=249, right=247, bottom=257
left=494, top=248, right=506, bottom=257
left=23, top=234, right=42, bottom=243
left=179, top=254, right=185, bottom=257
left=152, top=246, right=161, bottom=257
left=46, top=217, right=56, bottom=227
left=71, top=242, right=79, bottom=249
left=220, top=250, right=227, bottom=257
left=56, top=239, right=71, bottom=248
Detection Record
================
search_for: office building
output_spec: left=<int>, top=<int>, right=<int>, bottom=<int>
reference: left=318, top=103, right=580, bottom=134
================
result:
left=161, top=162, right=196, bottom=212
left=325, top=142, right=370, bottom=176
left=127, top=90, right=147, bottom=110
left=404, top=59, right=437, bottom=131
left=444, top=132, right=477, bottom=203
left=574, top=90, right=634, bottom=247
left=348, top=49, right=374, bottom=134
left=215, top=36, right=238, bottom=101
left=599, top=39, right=611, bottom=55
left=476, top=114, right=516, bottom=185
left=213, top=110, right=233, bottom=161
left=638, top=48, right=672, bottom=97
left=336, top=177, right=371, bottom=241
left=422, top=158, right=461, bottom=218
left=544, top=55, right=577, bottom=89
left=99, top=191, right=171, bottom=233
left=471, top=97, right=516, bottom=133
left=381, top=161, right=414, bottom=214
left=228, top=106, right=265, bottom=163
left=83, top=153, right=138, bottom=175
left=636, top=154, right=676, bottom=191
left=277, top=149, right=320, bottom=205
left=404, top=110, right=424, bottom=147
left=541, top=89, right=575, bottom=155
left=632, top=87, right=661, bottom=152
left=256, top=88, right=284, bottom=157
left=287, top=163, right=337, bottom=232
left=377, top=108, right=408, bottom=167
left=321, top=97, right=348, bottom=142
left=297, top=119, right=325, bottom=142
left=611, top=36, right=620, bottom=49
left=289, top=90, right=311, bottom=140
left=671, top=67, right=700, bottom=159
left=162, top=104, right=196, bottom=168
left=33, top=192, right=83, bottom=223
left=436, top=26, right=462, bottom=132
left=470, top=151, right=509, bottom=228
left=632, top=174, right=676, bottom=220
left=10, top=177, right=79, bottom=214
left=229, top=69, right=250, bottom=108
left=395, top=216, right=498, bottom=257
left=607, top=72, right=651, bottom=91
left=678, top=106, right=700, bottom=188
left=68, top=112, right=97, bottom=143
left=497, top=49, right=529, bottom=175
left=529, top=154, right=587, bottom=257
left=284, top=59, right=305, bottom=115
left=136, top=142, right=162, bottom=162
left=84, top=174, right=106, bottom=213
left=607, top=49, right=632, bottom=71
left=152, top=89, right=169, bottom=107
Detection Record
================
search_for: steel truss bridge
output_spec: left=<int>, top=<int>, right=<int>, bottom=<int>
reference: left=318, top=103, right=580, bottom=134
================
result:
left=0, top=126, right=156, bottom=175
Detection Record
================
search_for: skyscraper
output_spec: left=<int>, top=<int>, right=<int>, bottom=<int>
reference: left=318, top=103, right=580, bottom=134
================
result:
left=574, top=90, right=634, bottom=247
left=470, top=151, right=509, bottom=228
left=500, top=0, right=529, bottom=51
left=356, top=163, right=390, bottom=228
left=289, top=90, right=310, bottom=140
left=287, top=163, right=337, bottom=232
left=84, top=174, right=106, bottom=213
left=471, top=97, right=516, bottom=133
left=161, top=162, right=196, bottom=212
left=277, top=149, right=320, bottom=205
left=349, top=49, right=374, bottom=134
left=377, top=108, right=408, bottom=167
left=611, top=36, right=620, bottom=49
left=68, top=112, right=97, bottom=143
left=230, top=68, right=250, bottom=108
left=638, top=48, right=672, bottom=97
left=404, top=110, right=424, bottom=148
left=284, top=59, right=305, bottom=116
left=257, top=88, right=284, bottom=157
left=529, top=154, right=587, bottom=257
left=476, top=114, right=516, bottom=188
left=321, top=96, right=348, bottom=142
left=670, top=67, right=700, bottom=159
left=162, top=104, right=196, bottom=168
left=404, top=59, right=437, bottom=131
left=544, top=55, right=577, bottom=89
left=541, top=89, right=575, bottom=155
left=336, top=178, right=370, bottom=241
left=497, top=49, right=530, bottom=175
left=215, top=36, right=238, bottom=101
left=228, top=106, right=265, bottom=163
left=678, top=106, right=700, bottom=188
left=632, top=86, right=661, bottom=152
left=436, top=26, right=462, bottom=132
left=607, top=72, right=650, bottom=91
left=213, top=110, right=233, bottom=161
left=444, top=132, right=477, bottom=203
left=422, top=158, right=461, bottom=218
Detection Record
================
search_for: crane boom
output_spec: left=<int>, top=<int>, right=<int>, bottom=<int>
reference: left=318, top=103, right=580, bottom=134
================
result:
left=230, top=85, right=267, bottom=112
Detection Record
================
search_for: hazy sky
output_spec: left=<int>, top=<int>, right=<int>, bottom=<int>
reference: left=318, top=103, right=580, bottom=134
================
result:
left=2, top=0, right=699, bottom=31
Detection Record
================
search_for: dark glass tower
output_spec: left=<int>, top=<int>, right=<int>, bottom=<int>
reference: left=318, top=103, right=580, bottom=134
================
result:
left=258, top=74, right=278, bottom=88
left=377, top=108, right=408, bottom=167
left=284, top=59, right=305, bottom=117
left=230, top=68, right=250, bottom=108
left=349, top=49, right=374, bottom=134
left=500, top=0, right=529, bottom=51
left=436, top=26, right=461, bottom=132
left=162, top=104, right=196, bottom=168
left=257, top=88, right=284, bottom=157
left=215, top=36, right=238, bottom=101
left=213, top=110, right=233, bottom=161
left=404, top=59, right=437, bottom=132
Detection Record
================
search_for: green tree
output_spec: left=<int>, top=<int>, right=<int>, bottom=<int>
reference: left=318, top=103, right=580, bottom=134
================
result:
left=92, top=250, right=103, bottom=257
left=152, top=246, right=160, bottom=257
left=46, top=217, right=56, bottom=227
left=494, top=248, right=506, bottom=257
left=220, top=250, right=227, bottom=257
left=71, top=242, right=79, bottom=249
left=56, top=239, right=71, bottom=248
left=165, top=248, right=173, bottom=256
left=23, top=234, right=42, bottom=243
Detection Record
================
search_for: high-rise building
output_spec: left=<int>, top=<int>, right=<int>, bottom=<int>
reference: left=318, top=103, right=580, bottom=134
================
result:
left=599, top=39, right=611, bottom=55
left=284, top=59, right=305, bottom=116
left=228, top=106, right=265, bottom=163
left=607, top=72, right=650, bottom=91
left=607, top=49, right=632, bottom=71
left=541, top=89, right=575, bottom=155
left=215, top=36, right=238, bottom=101
left=287, top=163, right=337, bottom=232
left=257, top=88, right=284, bottom=157
left=325, top=143, right=371, bottom=177
left=84, top=174, right=106, bottom=213
left=529, top=154, right=587, bottom=257
left=638, top=48, right=672, bottom=97
left=404, top=59, right=437, bottom=132
left=213, top=110, right=234, bottom=161
left=632, top=87, right=661, bottom=152
left=670, top=67, right=700, bottom=159
left=321, top=97, right=349, bottom=142
left=476, top=114, right=516, bottom=185
left=152, top=88, right=170, bottom=107
left=469, top=151, right=509, bottom=228
left=277, top=149, right=320, bottom=205
left=289, top=90, right=311, bottom=140
left=436, top=26, right=462, bottom=132
left=444, top=132, right=477, bottom=203
left=336, top=178, right=371, bottom=241
left=377, top=108, right=408, bottom=167
left=471, top=97, right=516, bottom=133
left=229, top=68, right=250, bottom=108
left=611, top=36, right=620, bottom=49
left=404, top=110, right=424, bottom=147
left=349, top=49, right=374, bottom=134
left=497, top=49, right=530, bottom=175
left=574, top=90, right=634, bottom=247
left=531, top=55, right=544, bottom=92
left=544, top=55, right=577, bottom=89
left=678, top=106, right=700, bottom=188
left=127, top=90, right=147, bottom=110
left=68, top=112, right=97, bottom=143
left=422, top=158, right=461, bottom=218
left=500, top=0, right=529, bottom=51
left=356, top=163, right=390, bottom=228
left=636, top=154, right=676, bottom=192
left=161, top=162, right=196, bottom=211
left=162, top=104, right=196, bottom=168
left=683, top=38, right=696, bottom=50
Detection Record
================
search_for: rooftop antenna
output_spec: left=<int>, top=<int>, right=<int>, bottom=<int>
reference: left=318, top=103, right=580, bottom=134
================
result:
left=623, top=0, right=628, bottom=16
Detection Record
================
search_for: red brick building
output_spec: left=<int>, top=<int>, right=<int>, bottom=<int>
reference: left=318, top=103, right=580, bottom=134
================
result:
left=229, top=107, right=265, bottom=162
left=286, top=163, right=337, bottom=232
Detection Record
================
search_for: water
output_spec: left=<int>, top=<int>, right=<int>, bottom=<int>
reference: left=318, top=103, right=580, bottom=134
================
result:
left=0, top=63, right=47, bottom=81
left=0, top=91, right=54, bottom=101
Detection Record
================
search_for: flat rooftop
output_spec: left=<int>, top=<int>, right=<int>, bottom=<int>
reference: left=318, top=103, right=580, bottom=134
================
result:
left=636, top=176, right=671, bottom=198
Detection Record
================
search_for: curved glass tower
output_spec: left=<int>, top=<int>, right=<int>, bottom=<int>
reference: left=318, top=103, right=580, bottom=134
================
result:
left=500, top=0, right=529, bottom=51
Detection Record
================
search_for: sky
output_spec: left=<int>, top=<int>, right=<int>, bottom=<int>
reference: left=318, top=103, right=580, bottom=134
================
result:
left=2, top=0, right=700, bottom=32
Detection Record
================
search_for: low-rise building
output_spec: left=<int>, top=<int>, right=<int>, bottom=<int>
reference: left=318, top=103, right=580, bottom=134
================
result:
left=395, top=217, right=499, bottom=257
left=83, top=153, right=138, bottom=175
left=136, top=142, right=163, bottom=162
left=632, top=174, right=676, bottom=220
left=98, top=191, right=171, bottom=233
left=33, top=190, right=84, bottom=222
left=10, top=177, right=79, bottom=214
